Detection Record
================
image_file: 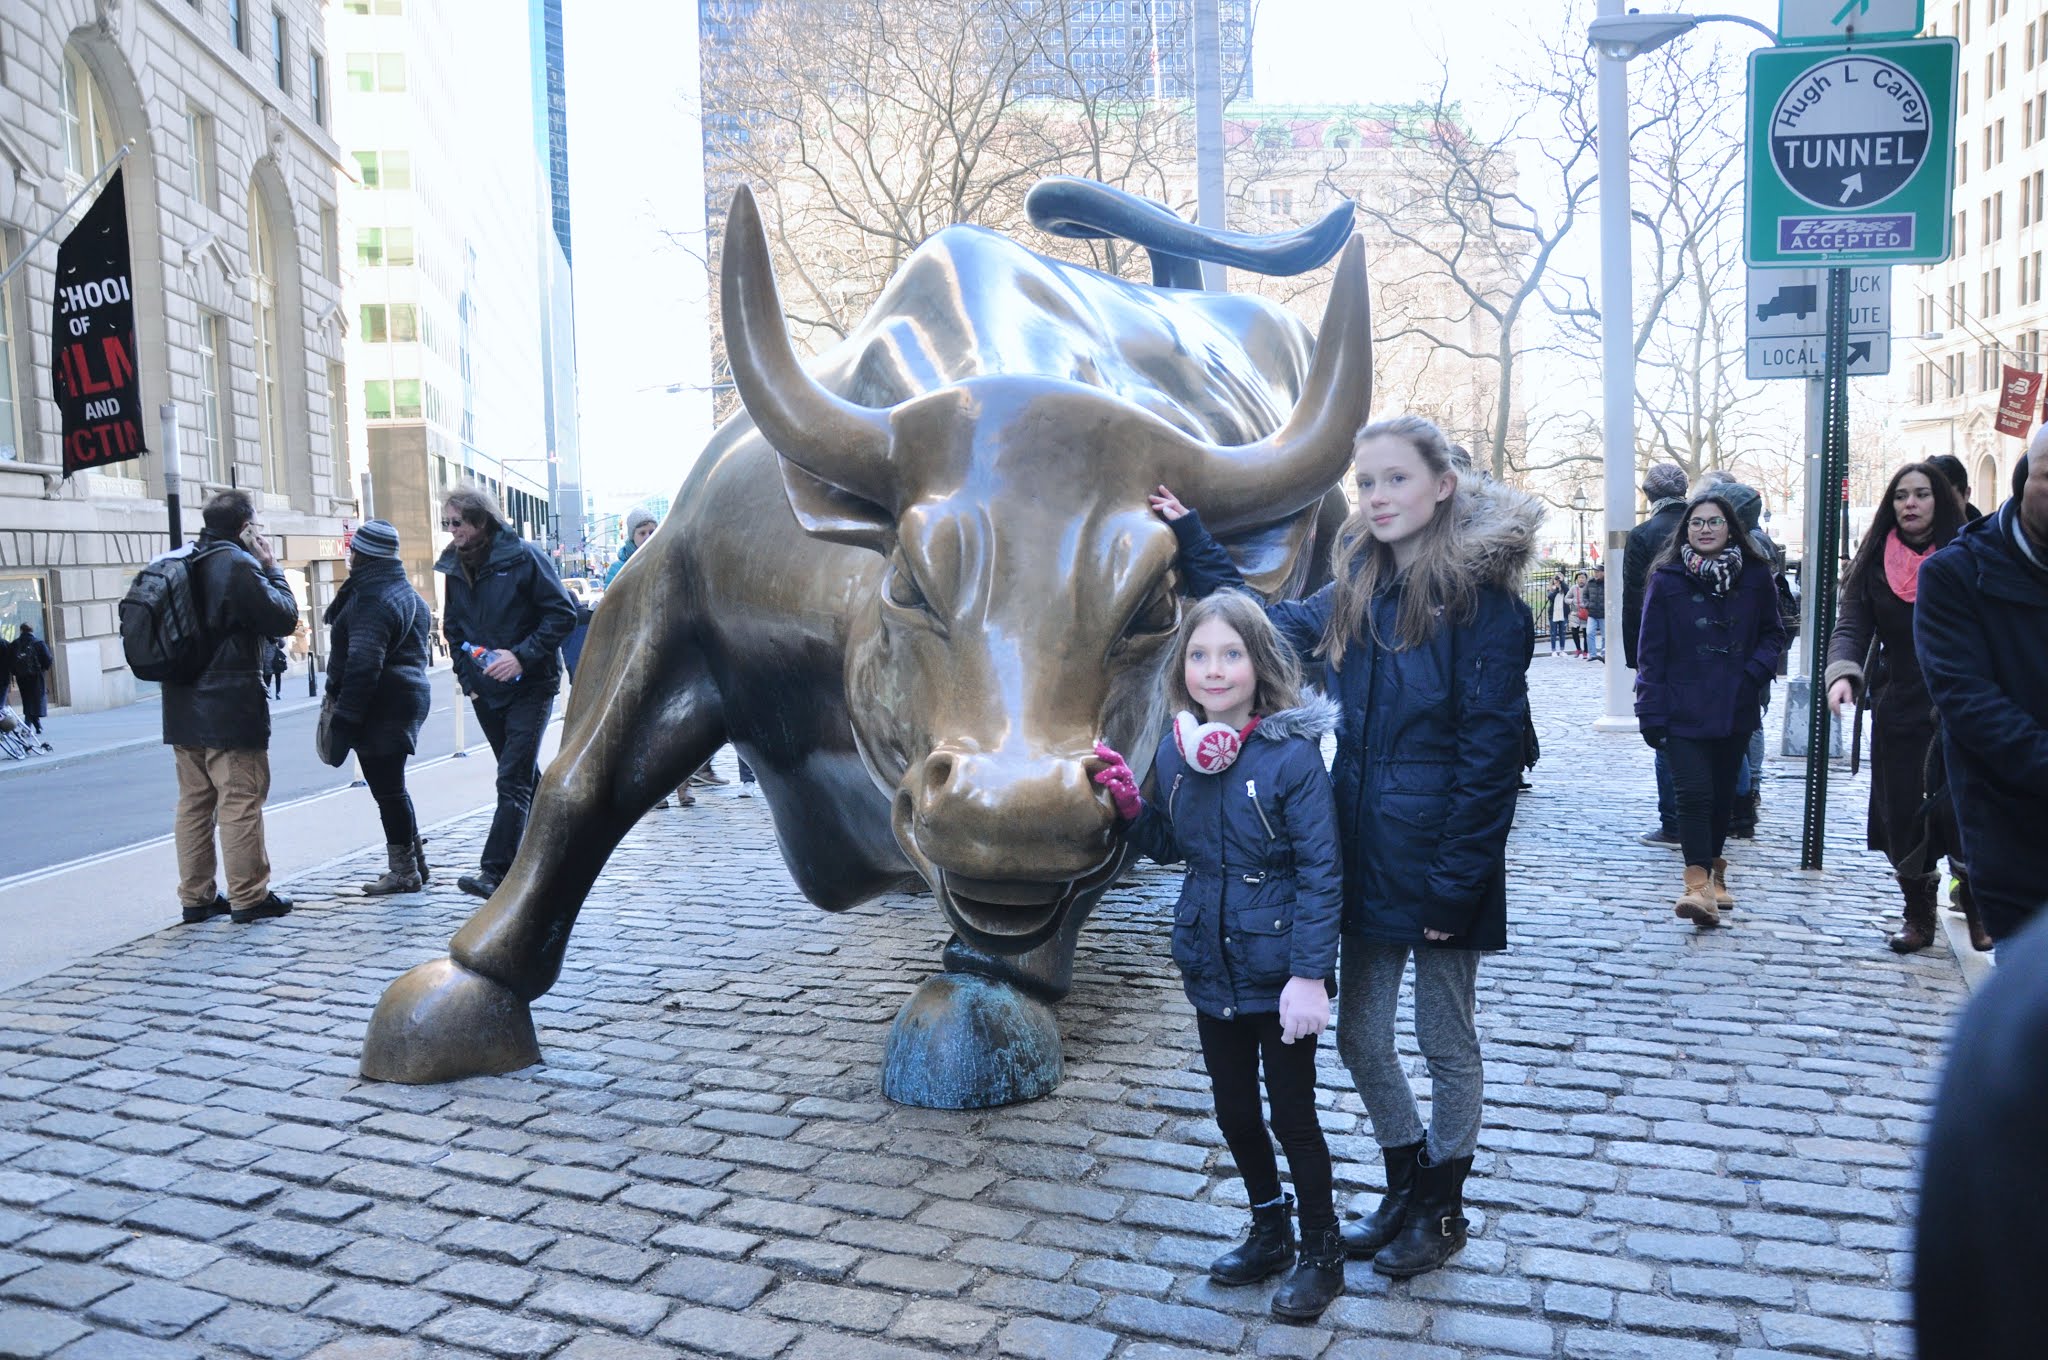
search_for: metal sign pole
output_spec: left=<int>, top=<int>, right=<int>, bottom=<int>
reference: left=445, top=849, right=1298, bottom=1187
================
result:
left=1799, top=267, right=1851, bottom=870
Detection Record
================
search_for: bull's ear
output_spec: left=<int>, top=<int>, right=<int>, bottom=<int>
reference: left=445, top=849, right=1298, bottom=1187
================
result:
left=777, top=460, right=896, bottom=553
left=1211, top=492, right=1334, bottom=600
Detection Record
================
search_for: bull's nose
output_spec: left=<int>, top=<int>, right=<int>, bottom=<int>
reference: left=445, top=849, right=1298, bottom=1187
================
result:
left=910, top=747, right=1112, bottom=879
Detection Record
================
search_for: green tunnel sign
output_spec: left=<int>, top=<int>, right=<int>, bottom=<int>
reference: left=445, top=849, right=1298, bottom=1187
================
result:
left=1745, top=37, right=1957, bottom=266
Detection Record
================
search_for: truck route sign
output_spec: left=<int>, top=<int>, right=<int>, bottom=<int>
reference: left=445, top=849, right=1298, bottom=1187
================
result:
left=1744, top=37, right=1957, bottom=266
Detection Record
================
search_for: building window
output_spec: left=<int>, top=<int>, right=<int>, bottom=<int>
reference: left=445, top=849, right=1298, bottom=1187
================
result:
left=0, top=258, right=21, bottom=463
left=356, top=226, right=383, bottom=265
left=364, top=379, right=391, bottom=419
left=393, top=379, right=422, bottom=418
left=185, top=106, right=214, bottom=209
left=309, top=51, right=325, bottom=126
left=61, top=47, right=116, bottom=192
left=320, top=206, right=338, bottom=280
left=229, top=0, right=247, bottom=53
left=346, top=52, right=407, bottom=91
left=386, top=226, right=415, bottom=266
left=271, top=11, right=289, bottom=91
left=248, top=187, right=285, bottom=493
left=351, top=150, right=412, bottom=190
left=198, top=312, right=229, bottom=485
left=343, top=0, right=405, bottom=12
left=360, top=303, right=387, bottom=342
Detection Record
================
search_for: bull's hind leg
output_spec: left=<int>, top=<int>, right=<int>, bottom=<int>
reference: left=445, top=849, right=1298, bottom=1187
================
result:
left=361, top=591, right=724, bottom=1083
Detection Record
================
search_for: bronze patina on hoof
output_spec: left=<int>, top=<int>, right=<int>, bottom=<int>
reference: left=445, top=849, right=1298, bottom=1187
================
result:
left=881, top=973, right=1063, bottom=1109
left=360, top=957, right=540, bottom=1083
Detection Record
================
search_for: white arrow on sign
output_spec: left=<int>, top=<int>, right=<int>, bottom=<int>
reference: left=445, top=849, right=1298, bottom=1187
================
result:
left=1838, top=173, right=1862, bottom=203
left=1777, top=0, right=1925, bottom=44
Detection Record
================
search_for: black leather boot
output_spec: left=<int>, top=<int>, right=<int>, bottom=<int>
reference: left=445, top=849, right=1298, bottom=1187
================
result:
left=1340, top=1138, right=1422, bottom=1258
left=1209, top=1193, right=1294, bottom=1285
left=1888, top=875, right=1939, bottom=954
left=1729, top=790, right=1758, bottom=838
left=1270, top=1223, right=1345, bottom=1321
left=1372, top=1149, right=1471, bottom=1278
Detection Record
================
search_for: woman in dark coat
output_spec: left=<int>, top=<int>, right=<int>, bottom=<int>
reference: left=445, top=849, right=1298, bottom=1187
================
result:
left=1635, top=490, right=1788, bottom=928
left=1825, top=462, right=1981, bottom=953
left=1153, top=414, right=1541, bottom=1282
left=322, top=520, right=433, bottom=894
left=9, top=624, right=54, bottom=744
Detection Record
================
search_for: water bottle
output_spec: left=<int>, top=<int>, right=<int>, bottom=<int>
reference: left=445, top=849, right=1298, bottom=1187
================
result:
left=460, top=639, right=521, bottom=682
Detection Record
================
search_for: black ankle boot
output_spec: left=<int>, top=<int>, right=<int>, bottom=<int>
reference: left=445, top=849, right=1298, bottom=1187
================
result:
left=1340, top=1138, right=1422, bottom=1258
left=1372, top=1150, right=1471, bottom=1278
left=1729, top=791, right=1758, bottom=838
left=1270, top=1223, right=1345, bottom=1321
left=1209, top=1193, right=1294, bottom=1285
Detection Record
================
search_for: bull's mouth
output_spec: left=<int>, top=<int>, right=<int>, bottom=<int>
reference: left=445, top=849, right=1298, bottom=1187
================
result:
left=930, top=855, right=1124, bottom=954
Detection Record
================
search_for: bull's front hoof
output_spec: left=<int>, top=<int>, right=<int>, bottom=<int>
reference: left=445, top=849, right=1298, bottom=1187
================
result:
left=360, top=957, right=541, bottom=1084
left=880, top=973, right=1062, bottom=1109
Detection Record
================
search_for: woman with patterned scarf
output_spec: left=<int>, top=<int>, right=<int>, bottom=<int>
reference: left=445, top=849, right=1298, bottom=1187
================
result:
left=1824, top=463, right=1985, bottom=953
left=1634, top=490, right=1788, bottom=928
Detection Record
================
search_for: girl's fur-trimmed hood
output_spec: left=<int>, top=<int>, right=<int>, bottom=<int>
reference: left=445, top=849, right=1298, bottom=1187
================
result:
left=1453, top=476, right=1545, bottom=593
left=1247, top=692, right=1340, bottom=744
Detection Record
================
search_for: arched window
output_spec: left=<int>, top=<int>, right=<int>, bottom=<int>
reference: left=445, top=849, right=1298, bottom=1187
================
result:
left=61, top=46, right=117, bottom=194
left=1976, top=453, right=1999, bottom=509
left=248, top=186, right=285, bottom=492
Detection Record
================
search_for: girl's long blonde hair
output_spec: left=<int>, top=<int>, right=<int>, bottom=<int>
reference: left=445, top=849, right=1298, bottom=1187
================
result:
left=1164, top=589, right=1304, bottom=720
left=1321, top=414, right=1479, bottom=667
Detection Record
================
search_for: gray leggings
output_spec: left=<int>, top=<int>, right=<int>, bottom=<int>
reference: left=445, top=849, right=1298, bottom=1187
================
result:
left=1336, top=936, right=1483, bottom=1163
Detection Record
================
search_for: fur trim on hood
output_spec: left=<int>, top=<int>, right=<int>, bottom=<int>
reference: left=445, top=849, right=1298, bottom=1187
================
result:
left=1248, top=692, right=1340, bottom=744
left=1454, top=476, right=1545, bottom=592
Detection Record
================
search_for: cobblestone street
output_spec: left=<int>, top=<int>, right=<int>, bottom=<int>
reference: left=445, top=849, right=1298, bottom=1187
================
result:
left=0, top=660, right=1970, bottom=1359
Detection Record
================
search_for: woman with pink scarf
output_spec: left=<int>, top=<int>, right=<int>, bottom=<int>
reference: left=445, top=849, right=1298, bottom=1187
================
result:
left=1826, top=462, right=1984, bottom=953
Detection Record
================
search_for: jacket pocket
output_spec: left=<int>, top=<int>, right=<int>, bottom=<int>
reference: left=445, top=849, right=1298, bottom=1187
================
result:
left=1230, top=885, right=1295, bottom=989
left=1170, top=891, right=1206, bottom=975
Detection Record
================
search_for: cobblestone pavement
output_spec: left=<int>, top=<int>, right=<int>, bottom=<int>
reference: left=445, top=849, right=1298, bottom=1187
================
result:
left=0, top=662, right=1968, bottom=1359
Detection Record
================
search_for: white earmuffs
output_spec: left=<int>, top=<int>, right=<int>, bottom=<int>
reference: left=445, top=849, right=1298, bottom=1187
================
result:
left=1174, top=710, right=1260, bottom=775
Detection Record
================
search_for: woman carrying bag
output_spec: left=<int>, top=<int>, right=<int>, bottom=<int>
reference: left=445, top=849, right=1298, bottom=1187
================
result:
left=320, top=520, right=433, bottom=894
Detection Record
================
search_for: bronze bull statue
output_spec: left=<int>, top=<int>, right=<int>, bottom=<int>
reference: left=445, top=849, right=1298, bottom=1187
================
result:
left=360, top=179, right=1374, bottom=1107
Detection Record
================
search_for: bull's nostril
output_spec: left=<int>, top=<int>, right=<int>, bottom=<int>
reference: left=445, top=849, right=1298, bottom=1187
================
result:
left=927, top=754, right=956, bottom=791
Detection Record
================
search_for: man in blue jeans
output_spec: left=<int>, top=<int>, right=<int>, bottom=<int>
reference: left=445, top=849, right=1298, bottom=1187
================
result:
left=1585, top=563, right=1607, bottom=662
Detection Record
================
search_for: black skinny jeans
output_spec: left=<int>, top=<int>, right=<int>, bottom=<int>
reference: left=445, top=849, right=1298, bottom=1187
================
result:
left=1196, top=1011, right=1335, bottom=1232
left=357, top=750, right=418, bottom=846
left=474, top=692, right=552, bottom=877
left=1666, top=732, right=1748, bottom=869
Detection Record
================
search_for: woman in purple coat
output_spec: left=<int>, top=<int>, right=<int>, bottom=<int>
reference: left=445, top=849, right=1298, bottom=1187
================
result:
left=1634, top=490, right=1787, bottom=928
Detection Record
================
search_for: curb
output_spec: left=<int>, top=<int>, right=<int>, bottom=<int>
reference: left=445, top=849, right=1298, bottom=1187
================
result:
left=0, top=695, right=328, bottom=781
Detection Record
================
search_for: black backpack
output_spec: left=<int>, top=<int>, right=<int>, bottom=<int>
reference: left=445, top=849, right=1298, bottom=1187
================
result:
left=11, top=638, right=43, bottom=677
left=120, top=543, right=229, bottom=683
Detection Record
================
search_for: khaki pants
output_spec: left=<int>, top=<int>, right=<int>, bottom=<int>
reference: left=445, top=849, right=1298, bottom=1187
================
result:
left=173, top=746, right=272, bottom=909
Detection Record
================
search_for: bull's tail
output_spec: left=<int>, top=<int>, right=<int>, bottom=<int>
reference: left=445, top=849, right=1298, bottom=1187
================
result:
left=1025, top=176, right=1354, bottom=289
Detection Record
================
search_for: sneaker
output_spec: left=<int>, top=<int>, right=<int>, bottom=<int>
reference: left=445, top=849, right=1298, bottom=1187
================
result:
left=181, top=892, right=230, bottom=925
left=230, top=891, right=293, bottom=924
left=457, top=872, right=502, bottom=899
left=1637, top=827, right=1681, bottom=848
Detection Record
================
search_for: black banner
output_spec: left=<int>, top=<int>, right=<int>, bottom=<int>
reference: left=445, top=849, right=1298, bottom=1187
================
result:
left=53, top=166, right=145, bottom=475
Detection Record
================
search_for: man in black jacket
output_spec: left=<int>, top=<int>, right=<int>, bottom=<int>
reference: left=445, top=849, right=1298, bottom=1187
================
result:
left=166, top=490, right=301, bottom=925
left=1622, top=464, right=1690, bottom=846
left=436, top=486, right=576, bottom=899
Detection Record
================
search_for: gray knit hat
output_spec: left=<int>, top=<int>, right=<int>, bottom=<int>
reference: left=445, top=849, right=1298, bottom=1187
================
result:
left=625, top=508, right=657, bottom=536
left=1642, top=464, right=1689, bottom=501
left=351, top=519, right=401, bottom=559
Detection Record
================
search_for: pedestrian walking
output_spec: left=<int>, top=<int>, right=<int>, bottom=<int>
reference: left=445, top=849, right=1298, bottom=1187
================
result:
left=1584, top=563, right=1607, bottom=661
left=1624, top=464, right=1692, bottom=848
left=1093, top=590, right=1344, bottom=1321
left=1569, top=571, right=1590, bottom=657
left=321, top=520, right=434, bottom=896
left=1915, top=433, right=2048, bottom=948
left=164, top=490, right=300, bottom=925
left=437, top=485, right=577, bottom=900
left=7, top=624, right=53, bottom=750
left=1824, top=462, right=1984, bottom=953
left=1151, top=412, right=1538, bottom=1281
left=264, top=635, right=288, bottom=699
left=1634, top=489, right=1788, bottom=929
left=1545, top=570, right=1570, bottom=656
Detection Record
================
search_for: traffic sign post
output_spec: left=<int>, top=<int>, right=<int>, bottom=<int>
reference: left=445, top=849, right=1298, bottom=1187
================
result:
left=1777, top=0, right=1925, bottom=46
left=1744, top=37, right=1958, bottom=266
left=1799, top=268, right=1855, bottom=872
left=1746, top=265, right=1891, bottom=379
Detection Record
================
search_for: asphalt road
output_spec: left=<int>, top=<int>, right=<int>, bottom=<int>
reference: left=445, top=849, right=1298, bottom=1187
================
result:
left=4, top=668, right=508, bottom=876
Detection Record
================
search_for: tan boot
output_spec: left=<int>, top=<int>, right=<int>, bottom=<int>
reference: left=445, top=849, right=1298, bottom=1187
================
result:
left=1676, top=866, right=1720, bottom=928
left=1709, top=858, right=1736, bottom=912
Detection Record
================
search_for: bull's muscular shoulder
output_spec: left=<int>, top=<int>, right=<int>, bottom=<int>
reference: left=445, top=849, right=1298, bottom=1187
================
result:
left=819, top=227, right=1314, bottom=440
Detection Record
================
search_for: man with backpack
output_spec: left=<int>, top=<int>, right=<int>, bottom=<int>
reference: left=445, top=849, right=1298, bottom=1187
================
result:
left=158, top=490, right=301, bottom=925
left=7, top=624, right=53, bottom=750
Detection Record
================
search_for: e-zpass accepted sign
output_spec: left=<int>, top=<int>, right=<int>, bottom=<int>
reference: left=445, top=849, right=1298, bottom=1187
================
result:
left=1770, top=54, right=1929, bottom=210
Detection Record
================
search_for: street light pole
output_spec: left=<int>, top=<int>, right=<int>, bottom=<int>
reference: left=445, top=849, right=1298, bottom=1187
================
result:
left=1592, top=0, right=1637, bottom=732
left=1572, top=489, right=1590, bottom=568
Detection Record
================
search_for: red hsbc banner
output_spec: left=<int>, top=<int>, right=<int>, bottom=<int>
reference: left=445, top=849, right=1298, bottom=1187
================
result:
left=1993, top=363, right=2045, bottom=439
left=52, top=167, right=145, bottom=475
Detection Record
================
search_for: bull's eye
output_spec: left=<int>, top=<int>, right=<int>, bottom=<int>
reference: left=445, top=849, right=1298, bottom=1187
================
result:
left=1116, top=579, right=1179, bottom=653
left=884, top=558, right=938, bottom=622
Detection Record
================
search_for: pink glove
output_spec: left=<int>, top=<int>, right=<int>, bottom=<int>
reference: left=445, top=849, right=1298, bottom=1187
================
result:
left=1093, top=742, right=1143, bottom=821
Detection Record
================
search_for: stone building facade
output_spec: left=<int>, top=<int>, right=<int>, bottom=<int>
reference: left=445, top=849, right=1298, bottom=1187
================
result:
left=0, top=0, right=352, bottom=711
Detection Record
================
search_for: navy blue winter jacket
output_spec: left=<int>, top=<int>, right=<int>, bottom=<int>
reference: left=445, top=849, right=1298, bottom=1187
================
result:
left=1915, top=502, right=2048, bottom=941
left=1633, top=554, right=1786, bottom=741
left=1170, top=481, right=1539, bottom=952
left=1126, top=698, right=1344, bottom=1019
left=323, top=555, right=433, bottom=758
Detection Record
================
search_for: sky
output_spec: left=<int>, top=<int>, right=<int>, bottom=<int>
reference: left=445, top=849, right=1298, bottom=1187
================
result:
left=565, top=0, right=1790, bottom=504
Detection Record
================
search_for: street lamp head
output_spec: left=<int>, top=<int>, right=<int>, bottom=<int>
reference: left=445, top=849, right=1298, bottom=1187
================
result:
left=1571, top=490, right=1590, bottom=512
left=1587, top=12, right=1702, bottom=59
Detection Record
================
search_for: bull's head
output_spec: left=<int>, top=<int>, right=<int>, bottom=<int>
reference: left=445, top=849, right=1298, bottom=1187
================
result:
left=722, top=187, right=1371, bottom=954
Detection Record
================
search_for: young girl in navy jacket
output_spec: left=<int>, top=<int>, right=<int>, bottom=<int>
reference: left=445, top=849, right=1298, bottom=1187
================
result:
left=1149, top=414, right=1539, bottom=1279
left=1094, top=589, right=1346, bottom=1321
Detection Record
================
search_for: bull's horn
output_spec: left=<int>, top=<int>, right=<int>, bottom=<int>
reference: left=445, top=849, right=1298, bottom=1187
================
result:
left=721, top=186, right=894, bottom=506
left=1176, top=234, right=1372, bottom=535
